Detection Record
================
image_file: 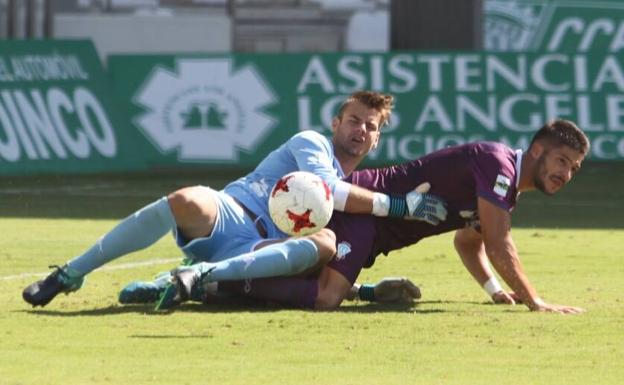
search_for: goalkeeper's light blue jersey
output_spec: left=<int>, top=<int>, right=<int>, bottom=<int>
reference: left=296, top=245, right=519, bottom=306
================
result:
left=224, top=130, right=345, bottom=225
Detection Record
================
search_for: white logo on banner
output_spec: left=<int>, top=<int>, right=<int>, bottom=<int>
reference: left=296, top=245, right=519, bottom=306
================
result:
left=134, top=58, right=276, bottom=162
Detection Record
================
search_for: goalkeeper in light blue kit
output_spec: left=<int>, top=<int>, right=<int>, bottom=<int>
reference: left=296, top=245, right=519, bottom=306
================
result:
left=22, top=90, right=447, bottom=309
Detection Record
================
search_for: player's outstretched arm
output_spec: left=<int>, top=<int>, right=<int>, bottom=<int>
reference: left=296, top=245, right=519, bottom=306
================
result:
left=477, top=198, right=585, bottom=314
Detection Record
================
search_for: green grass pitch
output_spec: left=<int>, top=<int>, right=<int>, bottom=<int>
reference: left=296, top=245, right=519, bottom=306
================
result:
left=0, top=163, right=622, bottom=385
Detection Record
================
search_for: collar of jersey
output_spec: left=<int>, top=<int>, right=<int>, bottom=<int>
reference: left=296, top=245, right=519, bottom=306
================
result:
left=514, top=149, right=523, bottom=188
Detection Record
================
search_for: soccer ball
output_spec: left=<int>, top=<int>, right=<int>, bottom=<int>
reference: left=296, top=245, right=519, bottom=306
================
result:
left=268, top=171, right=334, bottom=236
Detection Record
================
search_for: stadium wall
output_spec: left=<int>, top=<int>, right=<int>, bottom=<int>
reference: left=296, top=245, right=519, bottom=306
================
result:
left=54, top=13, right=232, bottom=61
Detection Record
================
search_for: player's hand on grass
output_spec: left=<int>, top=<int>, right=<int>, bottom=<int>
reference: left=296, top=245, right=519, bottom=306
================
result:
left=404, top=182, right=447, bottom=225
left=529, top=298, right=585, bottom=314
left=373, top=277, right=422, bottom=303
left=491, top=290, right=522, bottom=305
left=536, top=303, right=586, bottom=314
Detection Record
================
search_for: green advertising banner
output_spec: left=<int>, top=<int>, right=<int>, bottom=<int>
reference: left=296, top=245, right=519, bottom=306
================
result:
left=485, top=0, right=624, bottom=52
left=0, top=40, right=145, bottom=175
left=109, top=51, right=624, bottom=168
left=5, top=39, right=621, bottom=176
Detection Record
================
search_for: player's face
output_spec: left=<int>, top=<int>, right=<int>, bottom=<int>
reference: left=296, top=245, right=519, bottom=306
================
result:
left=331, top=101, right=382, bottom=158
left=533, top=144, right=584, bottom=195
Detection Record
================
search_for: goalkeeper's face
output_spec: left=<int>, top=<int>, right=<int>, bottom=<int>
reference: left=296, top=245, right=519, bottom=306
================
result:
left=331, top=101, right=382, bottom=158
left=532, top=144, right=584, bottom=196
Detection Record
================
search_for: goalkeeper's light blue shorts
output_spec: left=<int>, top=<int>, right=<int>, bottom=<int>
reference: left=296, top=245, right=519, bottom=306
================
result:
left=174, top=186, right=282, bottom=262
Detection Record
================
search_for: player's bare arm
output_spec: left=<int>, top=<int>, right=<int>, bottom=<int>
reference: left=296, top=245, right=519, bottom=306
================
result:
left=339, top=183, right=375, bottom=214
left=478, top=197, right=584, bottom=314
left=454, top=227, right=517, bottom=305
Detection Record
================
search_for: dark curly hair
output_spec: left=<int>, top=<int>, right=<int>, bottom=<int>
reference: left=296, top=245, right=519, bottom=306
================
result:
left=529, top=119, right=590, bottom=154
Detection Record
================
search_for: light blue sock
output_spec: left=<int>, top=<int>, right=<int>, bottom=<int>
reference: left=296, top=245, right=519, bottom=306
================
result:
left=67, top=197, right=176, bottom=275
left=153, top=271, right=174, bottom=287
left=199, top=239, right=320, bottom=281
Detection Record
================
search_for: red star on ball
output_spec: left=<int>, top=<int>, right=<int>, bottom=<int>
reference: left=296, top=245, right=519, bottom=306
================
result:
left=287, top=209, right=316, bottom=233
left=272, top=175, right=294, bottom=197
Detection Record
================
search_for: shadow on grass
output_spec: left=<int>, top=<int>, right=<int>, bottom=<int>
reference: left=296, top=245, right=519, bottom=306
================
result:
left=18, top=298, right=500, bottom=316
left=20, top=304, right=158, bottom=316
left=129, top=334, right=215, bottom=339
left=338, top=302, right=436, bottom=313
left=18, top=299, right=289, bottom=317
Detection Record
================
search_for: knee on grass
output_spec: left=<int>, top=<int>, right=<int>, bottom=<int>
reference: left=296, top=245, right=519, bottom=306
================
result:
left=315, top=284, right=346, bottom=311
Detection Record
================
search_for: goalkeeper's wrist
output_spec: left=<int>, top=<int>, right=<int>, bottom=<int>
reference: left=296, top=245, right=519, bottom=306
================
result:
left=372, top=193, right=390, bottom=216
left=358, top=284, right=376, bottom=302
left=483, top=276, right=503, bottom=297
left=372, top=192, right=407, bottom=217
left=388, top=195, right=408, bottom=217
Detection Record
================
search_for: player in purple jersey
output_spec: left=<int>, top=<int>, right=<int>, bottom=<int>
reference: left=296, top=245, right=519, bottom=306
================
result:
left=210, top=119, right=590, bottom=314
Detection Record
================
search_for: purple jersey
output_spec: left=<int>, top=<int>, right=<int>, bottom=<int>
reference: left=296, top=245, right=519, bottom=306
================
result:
left=327, top=142, right=521, bottom=284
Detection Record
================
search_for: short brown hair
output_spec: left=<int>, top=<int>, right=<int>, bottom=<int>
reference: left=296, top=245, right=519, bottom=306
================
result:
left=336, top=91, right=394, bottom=128
left=529, top=119, right=590, bottom=154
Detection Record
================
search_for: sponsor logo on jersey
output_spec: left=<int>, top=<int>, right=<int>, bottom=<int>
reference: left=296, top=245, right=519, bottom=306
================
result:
left=134, top=58, right=277, bottom=162
left=494, top=174, right=511, bottom=197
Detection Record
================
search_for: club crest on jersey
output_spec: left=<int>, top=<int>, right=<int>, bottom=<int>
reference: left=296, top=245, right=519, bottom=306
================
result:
left=493, top=174, right=511, bottom=197
left=336, top=242, right=352, bottom=261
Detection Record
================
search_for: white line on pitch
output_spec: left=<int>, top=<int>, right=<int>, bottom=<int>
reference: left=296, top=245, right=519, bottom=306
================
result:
left=0, top=257, right=182, bottom=281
